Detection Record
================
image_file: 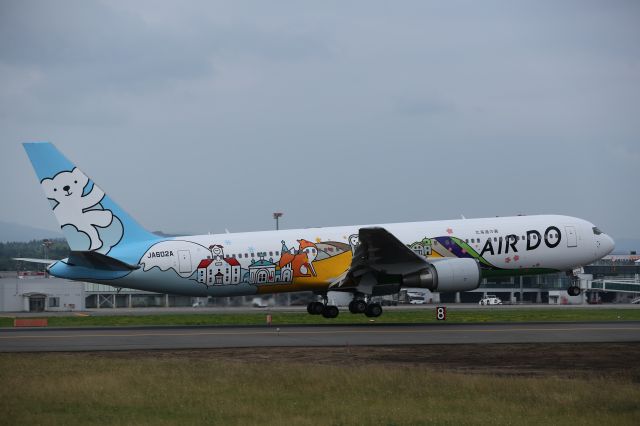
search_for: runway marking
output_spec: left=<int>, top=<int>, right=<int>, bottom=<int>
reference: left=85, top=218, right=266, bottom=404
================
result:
left=1, top=325, right=639, bottom=341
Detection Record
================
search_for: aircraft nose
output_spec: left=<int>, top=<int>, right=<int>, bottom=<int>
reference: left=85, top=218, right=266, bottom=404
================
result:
left=602, top=234, right=615, bottom=256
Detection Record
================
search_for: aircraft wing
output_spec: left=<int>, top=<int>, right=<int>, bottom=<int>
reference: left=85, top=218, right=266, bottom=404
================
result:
left=13, top=258, right=57, bottom=265
left=331, top=227, right=427, bottom=294
left=354, top=227, right=424, bottom=266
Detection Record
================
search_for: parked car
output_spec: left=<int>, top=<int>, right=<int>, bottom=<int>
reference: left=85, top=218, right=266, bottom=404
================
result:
left=252, top=297, right=268, bottom=308
left=478, top=295, right=502, bottom=305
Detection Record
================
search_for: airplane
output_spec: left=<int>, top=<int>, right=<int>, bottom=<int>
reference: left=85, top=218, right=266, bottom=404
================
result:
left=17, top=142, right=615, bottom=318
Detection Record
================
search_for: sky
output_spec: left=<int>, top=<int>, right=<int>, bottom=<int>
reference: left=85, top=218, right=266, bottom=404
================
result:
left=0, top=1, right=638, bottom=239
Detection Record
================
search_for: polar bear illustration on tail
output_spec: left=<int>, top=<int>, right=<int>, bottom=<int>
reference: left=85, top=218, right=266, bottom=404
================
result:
left=41, top=168, right=114, bottom=251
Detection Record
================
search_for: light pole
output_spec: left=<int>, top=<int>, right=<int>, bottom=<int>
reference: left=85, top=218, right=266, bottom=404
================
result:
left=42, top=239, right=53, bottom=277
left=273, top=212, right=283, bottom=231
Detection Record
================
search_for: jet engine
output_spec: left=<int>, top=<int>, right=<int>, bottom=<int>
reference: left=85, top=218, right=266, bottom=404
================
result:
left=402, top=258, right=481, bottom=292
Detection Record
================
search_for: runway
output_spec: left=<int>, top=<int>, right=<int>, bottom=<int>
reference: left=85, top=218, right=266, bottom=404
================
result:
left=1, top=321, right=639, bottom=352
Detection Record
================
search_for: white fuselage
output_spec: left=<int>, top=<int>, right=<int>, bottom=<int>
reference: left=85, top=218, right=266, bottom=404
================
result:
left=60, top=214, right=613, bottom=297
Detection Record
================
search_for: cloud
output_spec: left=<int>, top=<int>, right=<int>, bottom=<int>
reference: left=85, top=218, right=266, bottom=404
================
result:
left=0, top=0, right=638, bottom=239
left=393, top=96, right=454, bottom=117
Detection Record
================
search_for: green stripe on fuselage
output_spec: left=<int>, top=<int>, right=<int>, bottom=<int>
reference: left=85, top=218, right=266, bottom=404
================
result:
left=451, top=237, right=495, bottom=268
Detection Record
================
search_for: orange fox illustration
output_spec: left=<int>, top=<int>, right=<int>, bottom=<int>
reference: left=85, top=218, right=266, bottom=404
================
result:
left=278, top=239, right=318, bottom=277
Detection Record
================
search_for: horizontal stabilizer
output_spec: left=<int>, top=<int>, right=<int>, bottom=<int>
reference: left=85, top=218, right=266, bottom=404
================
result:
left=67, top=251, right=140, bottom=271
left=13, top=258, right=57, bottom=265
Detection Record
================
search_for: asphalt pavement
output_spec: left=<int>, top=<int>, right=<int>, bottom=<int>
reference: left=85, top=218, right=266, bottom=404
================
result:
left=1, top=321, right=639, bottom=352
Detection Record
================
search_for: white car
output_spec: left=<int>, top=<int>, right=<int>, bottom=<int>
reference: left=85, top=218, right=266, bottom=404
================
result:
left=252, top=297, right=268, bottom=308
left=478, top=295, right=502, bottom=305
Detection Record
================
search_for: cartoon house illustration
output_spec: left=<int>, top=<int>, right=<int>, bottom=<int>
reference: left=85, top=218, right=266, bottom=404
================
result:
left=248, top=256, right=277, bottom=284
left=197, top=259, right=214, bottom=285
left=409, top=238, right=432, bottom=257
left=279, top=263, right=293, bottom=282
left=197, top=245, right=241, bottom=286
left=276, top=241, right=294, bottom=283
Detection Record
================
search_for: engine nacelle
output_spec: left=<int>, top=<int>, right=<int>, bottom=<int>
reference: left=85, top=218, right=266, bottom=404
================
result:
left=402, top=258, right=481, bottom=292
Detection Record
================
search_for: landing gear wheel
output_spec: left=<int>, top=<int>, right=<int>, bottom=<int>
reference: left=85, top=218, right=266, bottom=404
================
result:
left=364, top=303, right=383, bottom=318
left=307, top=301, right=325, bottom=315
left=349, top=299, right=367, bottom=314
left=322, top=305, right=339, bottom=319
left=567, top=286, right=581, bottom=297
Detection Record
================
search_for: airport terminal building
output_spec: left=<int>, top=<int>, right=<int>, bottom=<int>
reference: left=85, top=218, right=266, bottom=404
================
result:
left=1, top=255, right=638, bottom=312
left=0, top=272, right=85, bottom=312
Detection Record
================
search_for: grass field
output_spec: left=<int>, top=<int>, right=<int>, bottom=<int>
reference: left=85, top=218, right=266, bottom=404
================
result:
left=1, top=307, right=640, bottom=328
left=1, top=352, right=638, bottom=425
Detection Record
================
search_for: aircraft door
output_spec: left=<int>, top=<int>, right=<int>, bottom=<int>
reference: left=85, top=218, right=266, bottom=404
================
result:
left=565, top=226, right=577, bottom=248
left=178, top=250, right=192, bottom=273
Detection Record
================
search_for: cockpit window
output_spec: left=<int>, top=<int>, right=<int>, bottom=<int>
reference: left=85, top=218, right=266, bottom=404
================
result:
left=592, top=227, right=602, bottom=235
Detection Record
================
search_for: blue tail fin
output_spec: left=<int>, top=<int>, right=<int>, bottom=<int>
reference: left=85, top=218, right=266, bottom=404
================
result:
left=23, top=142, right=158, bottom=255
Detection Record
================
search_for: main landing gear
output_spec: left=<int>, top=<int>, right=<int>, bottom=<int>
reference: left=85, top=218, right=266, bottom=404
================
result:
left=348, top=298, right=382, bottom=318
left=306, top=299, right=339, bottom=319
left=306, top=296, right=384, bottom=319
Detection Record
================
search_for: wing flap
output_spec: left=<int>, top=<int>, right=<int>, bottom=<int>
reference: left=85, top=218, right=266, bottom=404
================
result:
left=331, top=227, right=427, bottom=293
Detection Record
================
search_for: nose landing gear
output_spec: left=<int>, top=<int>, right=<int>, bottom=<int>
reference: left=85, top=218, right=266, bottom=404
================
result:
left=567, top=286, right=581, bottom=297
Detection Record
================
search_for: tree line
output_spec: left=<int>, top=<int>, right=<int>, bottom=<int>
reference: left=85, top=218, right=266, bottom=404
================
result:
left=0, top=239, right=69, bottom=271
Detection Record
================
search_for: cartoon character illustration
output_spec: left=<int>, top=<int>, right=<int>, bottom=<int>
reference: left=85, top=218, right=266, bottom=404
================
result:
left=41, top=168, right=114, bottom=251
left=211, top=244, right=224, bottom=261
left=348, top=234, right=360, bottom=255
left=278, top=239, right=318, bottom=278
